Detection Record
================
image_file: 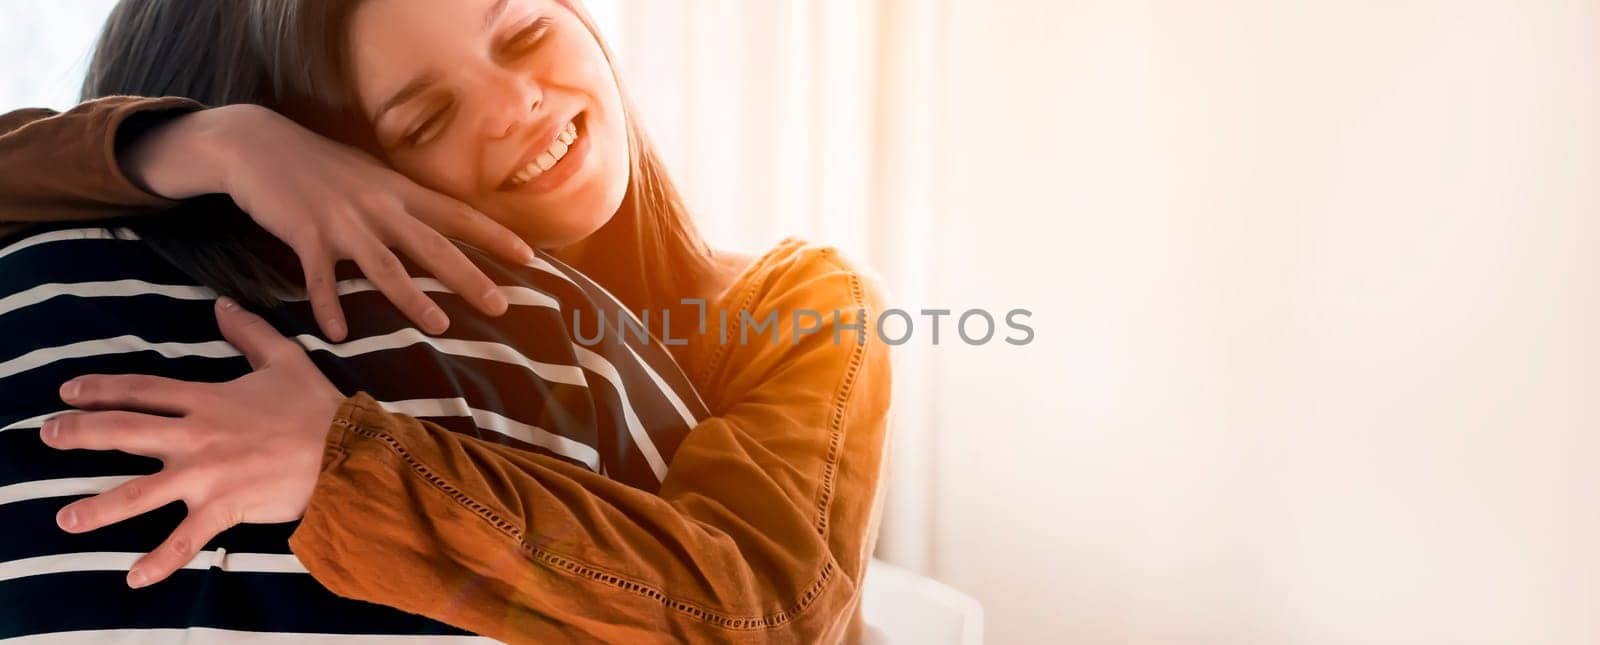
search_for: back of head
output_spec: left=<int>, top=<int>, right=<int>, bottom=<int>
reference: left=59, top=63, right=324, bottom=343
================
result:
left=83, top=0, right=267, bottom=105
left=81, top=0, right=302, bottom=308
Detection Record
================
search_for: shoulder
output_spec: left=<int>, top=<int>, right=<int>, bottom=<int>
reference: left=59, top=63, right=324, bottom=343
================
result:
left=719, top=238, right=888, bottom=316
left=689, top=239, right=891, bottom=406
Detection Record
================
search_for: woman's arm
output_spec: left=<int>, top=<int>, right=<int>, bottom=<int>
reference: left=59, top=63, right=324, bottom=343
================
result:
left=0, top=96, right=201, bottom=235
left=288, top=245, right=892, bottom=643
left=0, top=98, right=533, bottom=339
left=46, top=241, right=890, bottom=642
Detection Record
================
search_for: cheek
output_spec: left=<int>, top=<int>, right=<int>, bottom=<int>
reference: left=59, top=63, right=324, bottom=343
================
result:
left=544, top=26, right=624, bottom=123
left=391, top=149, right=476, bottom=200
left=570, top=63, right=629, bottom=191
left=602, top=120, right=630, bottom=194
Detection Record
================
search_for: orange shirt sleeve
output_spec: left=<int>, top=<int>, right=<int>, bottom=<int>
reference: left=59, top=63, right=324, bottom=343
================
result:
left=0, top=96, right=201, bottom=238
left=287, top=242, right=893, bottom=644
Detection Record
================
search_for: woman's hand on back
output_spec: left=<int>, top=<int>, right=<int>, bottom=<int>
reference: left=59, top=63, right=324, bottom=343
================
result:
left=120, top=104, right=535, bottom=341
left=42, top=297, right=342, bottom=588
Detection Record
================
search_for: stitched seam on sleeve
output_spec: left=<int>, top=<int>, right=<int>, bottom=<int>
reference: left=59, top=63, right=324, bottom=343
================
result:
left=330, top=417, right=840, bottom=631
left=813, top=270, right=868, bottom=538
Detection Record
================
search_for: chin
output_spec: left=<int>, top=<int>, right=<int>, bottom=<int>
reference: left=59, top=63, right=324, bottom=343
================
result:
left=492, top=140, right=630, bottom=250
left=534, top=219, right=608, bottom=249
left=510, top=191, right=623, bottom=250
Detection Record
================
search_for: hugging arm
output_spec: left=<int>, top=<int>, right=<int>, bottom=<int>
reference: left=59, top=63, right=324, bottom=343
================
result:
left=11, top=94, right=895, bottom=642
left=52, top=244, right=892, bottom=643
left=0, top=98, right=533, bottom=339
left=0, top=96, right=200, bottom=234
left=289, top=250, right=893, bottom=643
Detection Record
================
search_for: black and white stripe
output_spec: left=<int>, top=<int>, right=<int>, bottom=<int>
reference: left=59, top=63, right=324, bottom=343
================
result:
left=0, top=225, right=706, bottom=642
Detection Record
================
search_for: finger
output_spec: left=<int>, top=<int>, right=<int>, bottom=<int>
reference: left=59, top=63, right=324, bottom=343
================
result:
left=40, top=410, right=189, bottom=457
left=298, top=252, right=348, bottom=342
left=60, top=374, right=203, bottom=416
left=408, top=191, right=534, bottom=265
left=127, top=505, right=234, bottom=589
left=57, top=471, right=185, bottom=535
left=393, top=220, right=508, bottom=317
left=350, top=236, right=450, bottom=334
left=215, top=297, right=304, bottom=370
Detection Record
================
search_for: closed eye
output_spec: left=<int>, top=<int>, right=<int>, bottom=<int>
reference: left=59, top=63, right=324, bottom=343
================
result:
left=502, top=16, right=553, bottom=57
left=403, top=102, right=455, bottom=148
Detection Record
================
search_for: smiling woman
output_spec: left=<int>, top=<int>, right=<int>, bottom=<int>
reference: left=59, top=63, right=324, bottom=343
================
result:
left=261, top=0, right=720, bottom=329
left=346, top=0, right=633, bottom=249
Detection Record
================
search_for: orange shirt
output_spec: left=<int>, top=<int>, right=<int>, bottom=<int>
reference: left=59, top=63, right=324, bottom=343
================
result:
left=0, top=99, right=893, bottom=643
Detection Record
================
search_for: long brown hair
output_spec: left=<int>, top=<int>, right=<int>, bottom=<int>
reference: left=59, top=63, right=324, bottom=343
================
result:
left=253, top=0, right=720, bottom=321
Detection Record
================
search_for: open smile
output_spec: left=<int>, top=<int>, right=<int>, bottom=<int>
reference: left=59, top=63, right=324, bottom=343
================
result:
left=499, top=112, right=590, bottom=194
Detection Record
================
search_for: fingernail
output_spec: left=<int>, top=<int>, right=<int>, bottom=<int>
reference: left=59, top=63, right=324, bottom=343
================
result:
left=425, top=308, right=450, bottom=333
left=483, top=289, right=508, bottom=314
left=516, top=242, right=536, bottom=263
left=58, top=507, right=77, bottom=531
left=128, top=569, right=148, bottom=588
left=60, top=380, right=80, bottom=401
left=325, top=318, right=347, bottom=341
left=217, top=296, right=238, bottom=311
left=41, top=418, right=58, bottom=442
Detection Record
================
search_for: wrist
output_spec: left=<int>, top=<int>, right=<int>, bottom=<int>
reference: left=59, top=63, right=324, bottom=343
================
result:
left=120, top=106, right=241, bottom=199
left=196, top=104, right=279, bottom=199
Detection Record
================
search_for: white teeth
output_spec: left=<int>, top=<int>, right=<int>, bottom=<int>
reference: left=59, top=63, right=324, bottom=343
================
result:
left=507, top=119, right=580, bottom=187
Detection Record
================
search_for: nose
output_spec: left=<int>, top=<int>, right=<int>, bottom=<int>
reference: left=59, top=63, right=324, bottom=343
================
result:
left=480, top=74, right=543, bottom=140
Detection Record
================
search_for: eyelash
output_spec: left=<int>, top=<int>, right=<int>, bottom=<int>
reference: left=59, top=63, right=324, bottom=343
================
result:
left=397, top=18, right=552, bottom=149
left=504, top=17, right=553, bottom=56
left=403, top=102, right=453, bottom=147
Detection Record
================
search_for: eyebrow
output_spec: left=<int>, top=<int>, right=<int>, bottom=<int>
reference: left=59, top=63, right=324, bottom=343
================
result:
left=371, top=71, right=442, bottom=125
left=372, top=0, right=511, bottom=124
left=484, top=0, right=510, bottom=29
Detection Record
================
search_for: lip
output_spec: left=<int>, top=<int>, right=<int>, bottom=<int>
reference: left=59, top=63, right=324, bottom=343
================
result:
left=499, top=113, right=587, bottom=195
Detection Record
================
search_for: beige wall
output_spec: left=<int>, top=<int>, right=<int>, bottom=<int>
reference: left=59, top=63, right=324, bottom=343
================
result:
left=928, top=0, right=1600, bottom=642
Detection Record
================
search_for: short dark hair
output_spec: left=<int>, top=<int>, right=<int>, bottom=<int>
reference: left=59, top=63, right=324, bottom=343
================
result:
left=81, top=0, right=303, bottom=308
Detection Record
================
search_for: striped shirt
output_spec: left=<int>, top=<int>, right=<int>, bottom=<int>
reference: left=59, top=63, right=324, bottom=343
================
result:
left=0, top=225, right=707, bottom=643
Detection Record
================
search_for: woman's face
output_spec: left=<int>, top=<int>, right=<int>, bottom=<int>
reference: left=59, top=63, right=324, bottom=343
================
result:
left=347, top=0, right=629, bottom=250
